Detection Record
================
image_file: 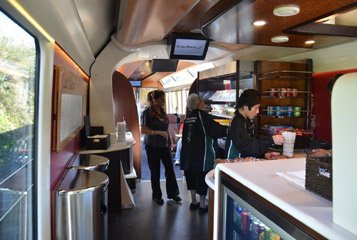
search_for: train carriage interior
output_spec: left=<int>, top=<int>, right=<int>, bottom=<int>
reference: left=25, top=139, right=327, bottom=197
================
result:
left=1, top=0, right=357, bottom=239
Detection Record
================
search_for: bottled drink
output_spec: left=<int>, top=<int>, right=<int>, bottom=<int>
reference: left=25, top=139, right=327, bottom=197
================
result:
left=264, top=226, right=271, bottom=240
left=241, top=211, right=248, bottom=234
left=293, top=106, right=301, bottom=117
left=252, top=221, right=260, bottom=240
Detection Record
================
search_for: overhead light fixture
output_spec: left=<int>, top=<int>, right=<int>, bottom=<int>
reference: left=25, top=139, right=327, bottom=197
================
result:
left=273, top=4, right=300, bottom=17
left=253, top=20, right=267, bottom=27
left=271, top=35, right=289, bottom=43
left=305, top=40, right=316, bottom=45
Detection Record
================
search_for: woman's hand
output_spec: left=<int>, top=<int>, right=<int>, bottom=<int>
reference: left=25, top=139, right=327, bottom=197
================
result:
left=264, top=152, right=281, bottom=160
left=141, top=126, right=168, bottom=139
left=272, top=134, right=284, bottom=145
left=311, top=149, right=332, bottom=157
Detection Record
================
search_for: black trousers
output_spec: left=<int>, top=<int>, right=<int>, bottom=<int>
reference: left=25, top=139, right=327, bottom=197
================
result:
left=145, top=145, right=179, bottom=199
left=184, top=171, right=209, bottom=196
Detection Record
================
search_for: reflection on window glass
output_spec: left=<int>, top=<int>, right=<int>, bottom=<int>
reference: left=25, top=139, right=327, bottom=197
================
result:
left=0, top=10, right=37, bottom=240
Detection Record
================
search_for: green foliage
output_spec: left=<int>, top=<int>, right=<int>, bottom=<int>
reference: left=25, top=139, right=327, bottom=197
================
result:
left=0, top=35, right=36, bottom=133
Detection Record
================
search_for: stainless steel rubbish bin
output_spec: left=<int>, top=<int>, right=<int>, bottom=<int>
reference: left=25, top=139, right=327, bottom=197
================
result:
left=55, top=169, right=109, bottom=240
left=71, top=154, right=109, bottom=172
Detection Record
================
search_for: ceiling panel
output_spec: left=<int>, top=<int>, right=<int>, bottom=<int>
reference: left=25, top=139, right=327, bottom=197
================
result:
left=202, top=0, right=357, bottom=48
left=74, top=0, right=118, bottom=56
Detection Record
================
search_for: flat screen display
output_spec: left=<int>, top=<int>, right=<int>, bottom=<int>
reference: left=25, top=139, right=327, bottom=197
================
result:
left=151, top=59, right=178, bottom=72
left=129, top=80, right=142, bottom=87
left=169, top=33, right=210, bottom=60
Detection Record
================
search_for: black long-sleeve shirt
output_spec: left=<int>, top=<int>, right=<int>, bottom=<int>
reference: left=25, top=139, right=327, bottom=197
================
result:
left=227, top=111, right=274, bottom=158
left=180, top=110, right=227, bottom=172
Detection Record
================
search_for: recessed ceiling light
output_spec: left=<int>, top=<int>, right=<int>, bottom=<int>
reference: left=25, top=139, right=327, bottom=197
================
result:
left=273, top=4, right=300, bottom=17
left=253, top=20, right=267, bottom=27
left=305, top=40, right=316, bottom=45
left=271, top=35, right=289, bottom=43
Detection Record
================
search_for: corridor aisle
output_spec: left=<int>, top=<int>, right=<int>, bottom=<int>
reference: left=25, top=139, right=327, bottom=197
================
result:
left=108, top=180, right=209, bottom=240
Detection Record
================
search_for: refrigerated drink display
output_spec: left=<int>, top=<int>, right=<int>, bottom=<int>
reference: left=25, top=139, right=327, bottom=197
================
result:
left=230, top=200, right=282, bottom=240
left=221, top=185, right=312, bottom=240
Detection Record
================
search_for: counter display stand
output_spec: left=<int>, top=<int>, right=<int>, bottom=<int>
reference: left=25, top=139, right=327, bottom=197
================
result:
left=79, top=132, right=136, bottom=212
left=254, top=60, right=313, bottom=149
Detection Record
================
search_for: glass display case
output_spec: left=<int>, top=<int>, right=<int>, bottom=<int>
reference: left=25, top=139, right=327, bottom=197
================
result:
left=199, top=76, right=237, bottom=120
left=197, top=61, right=238, bottom=118
left=218, top=172, right=322, bottom=240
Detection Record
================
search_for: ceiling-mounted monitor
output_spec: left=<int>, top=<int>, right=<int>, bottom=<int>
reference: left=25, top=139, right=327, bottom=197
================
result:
left=129, top=79, right=142, bottom=87
left=169, top=33, right=211, bottom=60
left=151, top=59, right=178, bottom=72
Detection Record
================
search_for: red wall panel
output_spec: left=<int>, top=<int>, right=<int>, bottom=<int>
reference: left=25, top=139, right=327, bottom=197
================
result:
left=312, top=68, right=357, bottom=144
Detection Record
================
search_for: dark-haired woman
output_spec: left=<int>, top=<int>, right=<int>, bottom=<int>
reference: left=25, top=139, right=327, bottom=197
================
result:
left=141, top=90, right=181, bottom=205
left=226, top=89, right=284, bottom=159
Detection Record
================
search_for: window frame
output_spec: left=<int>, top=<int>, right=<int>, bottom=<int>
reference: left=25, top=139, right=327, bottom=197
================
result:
left=0, top=8, right=40, bottom=239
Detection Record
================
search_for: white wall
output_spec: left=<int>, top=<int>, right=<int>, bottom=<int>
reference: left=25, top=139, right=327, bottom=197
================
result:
left=90, top=40, right=171, bottom=132
left=277, top=40, right=357, bottom=72
left=90, top=41, right=126, bottom=133
left=332, top=73, right=357, bottom=235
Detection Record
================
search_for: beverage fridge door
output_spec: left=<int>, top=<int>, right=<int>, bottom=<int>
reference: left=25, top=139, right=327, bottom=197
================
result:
left=220, top=181, right=317, bottom=240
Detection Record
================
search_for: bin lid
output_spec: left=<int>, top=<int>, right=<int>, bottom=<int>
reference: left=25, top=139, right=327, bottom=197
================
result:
left=72, top=154, right=109, bottom=170
left=57, top=169, right=109, bottom=194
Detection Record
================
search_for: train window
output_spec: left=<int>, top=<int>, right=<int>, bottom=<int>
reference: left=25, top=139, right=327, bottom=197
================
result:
left=0, top=10, right=38, bottom=239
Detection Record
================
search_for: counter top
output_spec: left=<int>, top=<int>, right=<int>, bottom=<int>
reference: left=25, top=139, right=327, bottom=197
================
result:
left=214, top=158, right=357, bottom=240
left=206, top=152, right=306, bottom=191
left=79, top=132, right=135, bottom=154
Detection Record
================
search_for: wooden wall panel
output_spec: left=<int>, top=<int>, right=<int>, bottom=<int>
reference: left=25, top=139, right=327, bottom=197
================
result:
left=50, top=45, right=89, bottom=189
left=112, top=71, right=141, bottom=178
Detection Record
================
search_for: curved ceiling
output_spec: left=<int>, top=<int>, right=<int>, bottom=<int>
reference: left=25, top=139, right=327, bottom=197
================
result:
left=16, top=0, right=356, bottom=77
left=115, top=0, right=200, bottom=46
left=112, top=0, right=356, bottom=87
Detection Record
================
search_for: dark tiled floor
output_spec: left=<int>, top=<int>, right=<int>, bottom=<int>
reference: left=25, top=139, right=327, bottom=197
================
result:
left=108, top=180, right=209, bottom=240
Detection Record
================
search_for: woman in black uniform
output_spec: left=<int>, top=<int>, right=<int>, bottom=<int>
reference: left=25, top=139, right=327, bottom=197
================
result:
left=141, top=90, right=181, bottom=205
left=180, top=94, right=227, bottom=213
left=226, top=89, right=284, bottom=159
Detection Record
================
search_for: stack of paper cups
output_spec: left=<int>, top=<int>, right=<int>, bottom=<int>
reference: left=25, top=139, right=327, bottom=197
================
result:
left=282, top=131, right=296, bottom=158
left=117, top=121, right=126, bottom=144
